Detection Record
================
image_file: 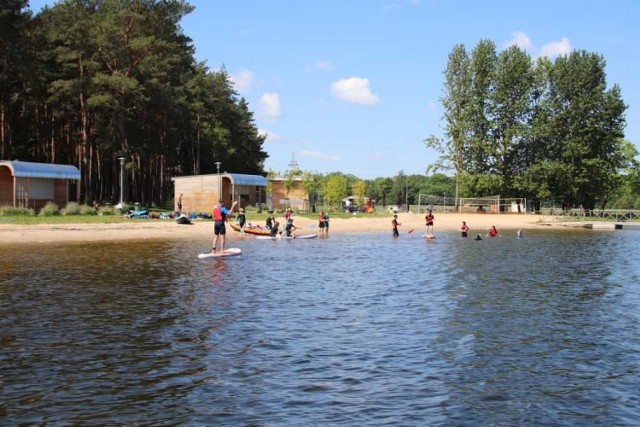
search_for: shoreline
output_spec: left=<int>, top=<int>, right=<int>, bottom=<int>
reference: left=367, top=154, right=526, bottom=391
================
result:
left=0, top=213, right=577, bottom=245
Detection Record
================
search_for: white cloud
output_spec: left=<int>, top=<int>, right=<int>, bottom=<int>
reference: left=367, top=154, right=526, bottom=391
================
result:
left=230, top=69, right=254, bottom=93
left=538, top=37, right=573, bottom=58
left=300, top=150, right=340, bottom=161
left=372, top=152, right=382, bottom=161
left=259, top=92, right=281, bottom=121
left=505, top=31, right=534, bottom=51
left=258, top=128, right=281, bottom=142
left=331, top=77, right=380, bottom=105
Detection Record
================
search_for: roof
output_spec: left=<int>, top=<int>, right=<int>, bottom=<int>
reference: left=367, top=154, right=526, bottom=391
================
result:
left=0, top=160, right=81, bottom=180
left=172, top=172, right=267, bottom=186
left=226, top=173, right=267, bottom=186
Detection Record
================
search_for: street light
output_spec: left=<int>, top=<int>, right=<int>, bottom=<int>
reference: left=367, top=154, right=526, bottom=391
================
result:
left=215, top=161, right=221, bottom=201
left=117, top=157, right=125, bottom=208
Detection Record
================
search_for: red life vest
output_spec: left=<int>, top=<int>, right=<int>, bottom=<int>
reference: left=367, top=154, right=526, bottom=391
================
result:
left=213, top=205, right=224, bottom=221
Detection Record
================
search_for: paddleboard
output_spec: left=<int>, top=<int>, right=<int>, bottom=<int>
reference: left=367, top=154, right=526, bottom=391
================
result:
left=197, top=248, right=242, bottom=259
left=257, top=233, right=318, bottom=240
left=423, top=235, right=437, bottom=240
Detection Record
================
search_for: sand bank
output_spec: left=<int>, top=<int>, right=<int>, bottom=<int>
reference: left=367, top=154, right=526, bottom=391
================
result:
left=0, top=212, right=565, bottom=245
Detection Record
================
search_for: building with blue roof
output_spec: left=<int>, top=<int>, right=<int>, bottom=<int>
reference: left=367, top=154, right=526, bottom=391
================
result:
left=0, top=160, right=81, bottom=210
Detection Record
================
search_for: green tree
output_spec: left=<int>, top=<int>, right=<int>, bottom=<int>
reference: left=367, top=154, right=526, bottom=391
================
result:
left=425, top=44, right=471, bottom=204
left=323, top=174, right=347, bottom=211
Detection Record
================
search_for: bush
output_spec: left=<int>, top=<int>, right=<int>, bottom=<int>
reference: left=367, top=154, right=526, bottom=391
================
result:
left=99, top=205, right=116, bottom=216
left=39, top=202, right=59, bottom=216
left=80, top=204, right=98, bottom=215
left=0, top=205, right=35, bottom=216
left=61, top=202, right=81, bottom=215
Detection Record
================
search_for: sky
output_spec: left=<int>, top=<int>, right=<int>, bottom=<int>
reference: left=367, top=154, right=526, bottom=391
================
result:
left=27, top=0, right=640, bottom=179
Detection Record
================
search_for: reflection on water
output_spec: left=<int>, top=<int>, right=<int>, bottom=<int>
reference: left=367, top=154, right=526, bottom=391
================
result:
left=1, top=229, right=640, bottom=425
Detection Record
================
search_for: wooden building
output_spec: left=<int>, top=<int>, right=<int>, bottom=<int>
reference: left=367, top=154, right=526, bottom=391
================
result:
left=0, top=160, right=80, bottom=210
left=268, top=175, right=310, bottom=212
left=172, top=173, right=267, bottom=214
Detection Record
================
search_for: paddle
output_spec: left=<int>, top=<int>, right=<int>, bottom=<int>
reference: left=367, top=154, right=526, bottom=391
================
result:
left=408, top=228, right=415, bottom=234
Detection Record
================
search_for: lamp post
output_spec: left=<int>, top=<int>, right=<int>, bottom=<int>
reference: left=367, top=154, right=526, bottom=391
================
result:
left=215, top=161, right=222, bottom=201
left=117, top=157, right=125, bottom=208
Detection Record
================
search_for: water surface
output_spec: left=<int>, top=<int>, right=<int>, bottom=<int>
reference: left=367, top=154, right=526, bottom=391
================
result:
left=1, top=229, right=639, bottom=425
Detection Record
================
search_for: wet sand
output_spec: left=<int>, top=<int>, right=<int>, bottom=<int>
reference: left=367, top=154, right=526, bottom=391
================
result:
left=0, top=212, right=565, bottom=244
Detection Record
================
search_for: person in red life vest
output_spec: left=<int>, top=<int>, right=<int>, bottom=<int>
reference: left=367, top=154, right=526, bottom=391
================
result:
left=460, top=221, right=469, bottom=238
left=425, top=210, right=435, bottom=236
left=211, top=199, right=238, bottom=253
left=486, top=225, right=499, bottom=238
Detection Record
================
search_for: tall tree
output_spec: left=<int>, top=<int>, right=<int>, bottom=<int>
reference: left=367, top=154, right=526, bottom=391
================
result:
left=424, top=44, right=471, bottom=205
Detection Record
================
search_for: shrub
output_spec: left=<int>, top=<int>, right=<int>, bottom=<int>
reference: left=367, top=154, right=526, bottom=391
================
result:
left=39, top=202, right=59, bottom=216
left=61, top=202, right=82, bottom=215
left=0, top=205, right=35, bottom=216
left=99, top=205, right=116, bottom=216
left=80, top=204, right=98, bottom=215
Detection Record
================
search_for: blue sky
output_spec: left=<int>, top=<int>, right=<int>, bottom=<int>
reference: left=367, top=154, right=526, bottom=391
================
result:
left=28, top=0, right=640, bottom=179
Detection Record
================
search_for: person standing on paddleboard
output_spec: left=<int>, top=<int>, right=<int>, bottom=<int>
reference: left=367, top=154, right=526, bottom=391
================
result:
left=460, top=221, right=469, bottom=238
left=392, top=214, right=401, bottom=238
left=211, top=199, right=237, bottom=253
left=425, top=209, right=435, bottom=237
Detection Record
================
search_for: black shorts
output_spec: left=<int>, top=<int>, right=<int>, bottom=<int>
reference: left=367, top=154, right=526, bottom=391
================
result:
left=426, top=221, right=433, bottom=226
left=214, top=221, right=226, bottom=235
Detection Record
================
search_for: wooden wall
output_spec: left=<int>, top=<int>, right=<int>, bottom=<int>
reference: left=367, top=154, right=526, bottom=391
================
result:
left=173, top=175, right=221, bottom=214
left=270, top=179, right=309, bottom=211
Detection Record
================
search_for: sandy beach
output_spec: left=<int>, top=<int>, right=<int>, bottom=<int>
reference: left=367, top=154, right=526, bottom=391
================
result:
left=0, top=212, right=564, bottom=245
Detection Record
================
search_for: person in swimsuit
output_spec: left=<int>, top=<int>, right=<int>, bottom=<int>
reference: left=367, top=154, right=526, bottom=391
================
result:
left=266, top=214, right=275, bottom=230
left=284, top=218, right=298, bottom=237
left=270, top=221, right=280, bottom=237
left=425, top=210, right=435, bottom=236
left=460, top=221, right=469, bottom=238
left=323, top=212, right=330, bottom=235
left=486, top=225, right=499, bottom=238
left=318, top=211, right=326, bottom=235
left=392, top=214, right=401, bottom=237
left=237, top=208, right=246, bottom=231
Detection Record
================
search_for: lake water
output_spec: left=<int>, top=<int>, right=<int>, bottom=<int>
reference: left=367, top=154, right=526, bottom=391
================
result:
left=2, top=228, right=640, bottom=425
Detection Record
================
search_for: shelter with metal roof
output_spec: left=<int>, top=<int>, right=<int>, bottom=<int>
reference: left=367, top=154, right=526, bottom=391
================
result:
left=171, top=172, right=267, bottom=214
left=0, top=160, right=80, bottom=210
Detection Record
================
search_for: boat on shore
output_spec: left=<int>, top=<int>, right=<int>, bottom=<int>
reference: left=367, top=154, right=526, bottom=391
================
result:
left=229, top=222, right=271, bottom=236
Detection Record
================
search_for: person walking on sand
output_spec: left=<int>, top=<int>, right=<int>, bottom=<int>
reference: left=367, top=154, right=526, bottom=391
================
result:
left=486, top=225, right=499, bottom=238
left=425, top=209, right=435, bottom=236
left=392, top=214, right=401, bottom=238
left=460, top=221, right=469, bottom=238
left=211, top=199, right=237, bottom=253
